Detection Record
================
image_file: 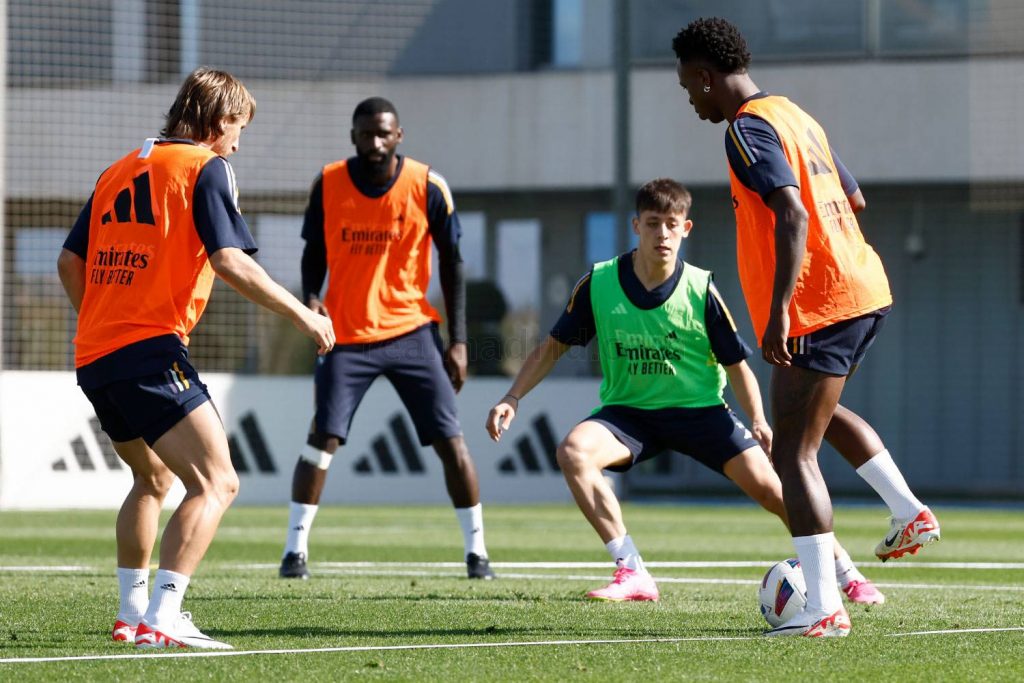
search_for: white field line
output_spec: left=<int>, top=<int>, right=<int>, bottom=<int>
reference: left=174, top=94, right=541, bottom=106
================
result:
left=300, top=567, right=1024, bottom=592
left=6, top=561, right=1024, bottom=573
left=1, top=628, right=1023, bottom=665
left=890, top=627, right=1024, bottom=637
left=0, top=566, right=92, bottom=572
left=234, top=560, right=1024, bottom=570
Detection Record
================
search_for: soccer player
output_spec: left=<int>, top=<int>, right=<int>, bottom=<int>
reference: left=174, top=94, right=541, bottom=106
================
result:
left=485, top=178, right=880, bottom=606
left=672, top=18, right=940, bottom=637
left=56, top=68, right=336, bottom=649
left=278, top=97, right=494, bottom=580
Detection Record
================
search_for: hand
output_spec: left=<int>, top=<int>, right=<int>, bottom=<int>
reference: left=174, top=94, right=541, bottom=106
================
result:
left=750, top=419, right=773, bottom=459
left=296, top=307, right=335, bottom=356
left=444, top=342, right=468, bottom=393
left=306, top=295, right=329, bottom=317
left=761, top=309, right=792, bottom=367
left=486, top=397, right=518, bottom=442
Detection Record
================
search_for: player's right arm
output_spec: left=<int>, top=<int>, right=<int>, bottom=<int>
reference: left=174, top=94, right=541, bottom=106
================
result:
left=763, top=185, right=809, bottom=366
left=57, top=193, right=94, bottom=313
left=299, top=174, right=329, bottom=315
left=485, top=335, right=569, bottom=442
left=210, top=248, right=334, bottom=354
left=486, top=270, right=594, bottom=441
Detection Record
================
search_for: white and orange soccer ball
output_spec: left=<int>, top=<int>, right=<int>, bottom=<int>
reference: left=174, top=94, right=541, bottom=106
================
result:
left=759, top=558, right=808, bottom=627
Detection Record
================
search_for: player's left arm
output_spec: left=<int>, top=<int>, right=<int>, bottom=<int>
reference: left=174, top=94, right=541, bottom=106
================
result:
left=723, top=361, right=772, bottom=456
left=427, top=168, right=468, bottom=392
left=830, top=147, right=865, bottom=213
left=57, top=194, right=94, bottom=313
left=705, top=282, right=771, bottom=453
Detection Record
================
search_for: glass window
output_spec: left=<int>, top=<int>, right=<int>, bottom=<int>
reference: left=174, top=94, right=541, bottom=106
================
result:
left=552, top=0, right=584, bottom=67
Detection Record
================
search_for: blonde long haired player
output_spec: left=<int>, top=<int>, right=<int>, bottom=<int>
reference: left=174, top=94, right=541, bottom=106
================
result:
left=58, top=68, right=334, bottom=649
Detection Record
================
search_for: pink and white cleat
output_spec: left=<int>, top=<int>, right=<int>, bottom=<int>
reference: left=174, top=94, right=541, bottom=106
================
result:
left=842, top=580, right=885, bottom=605
left=585, top=565, right=659, bottom=602
left=112, top=619, right=137, bottom=643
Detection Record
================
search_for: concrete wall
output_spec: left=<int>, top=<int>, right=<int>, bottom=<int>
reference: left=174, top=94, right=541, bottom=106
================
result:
left=8, top=59, right=1024, bottom=200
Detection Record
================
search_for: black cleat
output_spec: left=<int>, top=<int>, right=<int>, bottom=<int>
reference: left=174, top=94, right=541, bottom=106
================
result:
left=279, top=551, right=310, bottom=579
left=466, top=553, right=495, bottom=580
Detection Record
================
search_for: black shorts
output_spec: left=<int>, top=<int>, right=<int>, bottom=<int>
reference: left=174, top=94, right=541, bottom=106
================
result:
left=82, top=357, right=211, bottom=446
left=314, top=323, right=461, bottom=446
left=585, top=403, right=759, bottom=475
left=787, top=306, right=890, bottom=376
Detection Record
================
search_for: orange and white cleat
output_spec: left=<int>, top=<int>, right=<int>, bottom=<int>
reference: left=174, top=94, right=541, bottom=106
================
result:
left=875, top=508, right=941, bottom=562
left=585, top=565, right=659, bottom=602
left=112, top=619, right=137, bottom=643
left=134, top=612, right=232, bottom=650
left=765, top=607, right=852, bottom=638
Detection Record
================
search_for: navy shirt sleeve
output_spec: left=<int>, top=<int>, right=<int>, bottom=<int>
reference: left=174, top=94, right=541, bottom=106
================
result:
left=300, top=173, right=328, bottom=301
left=550, top=270, right=596, bottom=346
left=705, top=280, right=753, bottom=366
left=427, top=169, right=466, bottom=343
left=64, top=193, right=94, bottom=258
left=830, top=148, right=859, bottom=196
left=725, top=114, right=798, bottom=200
left=193, top=157, right=257, bottom=256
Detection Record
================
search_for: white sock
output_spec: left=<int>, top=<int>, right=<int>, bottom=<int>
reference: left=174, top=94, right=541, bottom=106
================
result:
left=793, top=533, right=842, bottom=616
left=605, top=534, right=646, bottom=573
left=284, top=502, right=319, bottom=557
left=834, top=550, right=866, bottom=588
left=116, top=567, right=149, bottom=624
left=143, top=569, right=190, bottom=627
left=856, top=450, right=925, bottom=520
left=455, top=503, right=488, bottom=558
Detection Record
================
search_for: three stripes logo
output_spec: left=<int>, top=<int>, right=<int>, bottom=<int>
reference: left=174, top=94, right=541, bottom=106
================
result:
left=227, top=412, right=277, bottom=475
left=101, top=170, right=156, bottom=226
left=353, top=414, right=426, bottom=475
left=497, top=414, right=560, bottom=475
left=55, top=411, right=278, bottom=475
left=54, top=416, right=123, bottom=472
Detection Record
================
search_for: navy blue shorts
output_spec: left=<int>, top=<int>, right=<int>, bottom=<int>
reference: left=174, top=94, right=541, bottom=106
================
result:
left=82, top=357, right=212, bottom=446
left=314, top=323, right=461, bottom=446
left=585, top=403, right=759, bottom=475
left=787, top=306, right=890, bottom=376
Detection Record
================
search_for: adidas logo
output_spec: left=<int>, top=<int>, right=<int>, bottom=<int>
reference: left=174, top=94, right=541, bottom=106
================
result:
left=100, top=170, right=156, bottom=226
left=53, top=416, right=124, bottom=472
left=227, top=412, right=278, bottom=475
left=665, top=330, right=678, bottom=340
left=293, top=525, right=305, bottom=531
left=160, top=582, right=178, bottom=592
left=132, top=580, right=147, bottom=588
left=353, top=414, right=426, bottom=475
left=611, top=303, right=628, bottom=315
left=497, top=414, right=560, bottom=474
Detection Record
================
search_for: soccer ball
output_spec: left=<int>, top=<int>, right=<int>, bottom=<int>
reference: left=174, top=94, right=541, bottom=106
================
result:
left=759, top=559, right=807, bottom=627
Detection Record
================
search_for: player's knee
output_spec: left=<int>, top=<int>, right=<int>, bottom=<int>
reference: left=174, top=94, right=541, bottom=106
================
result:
left=556, top=437, right=593, bottom=474
left=135, top=467, right=175, bottom=499
left=210, top=469, right=240, bottom=507
left=433, top=435, right=469, bottom=462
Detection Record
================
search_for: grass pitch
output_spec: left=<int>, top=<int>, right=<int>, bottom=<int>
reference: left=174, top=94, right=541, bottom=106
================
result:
left=1, top=503, right=1022, bottom=681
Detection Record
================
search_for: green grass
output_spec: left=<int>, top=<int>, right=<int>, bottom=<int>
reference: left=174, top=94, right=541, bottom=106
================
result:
left=1, top=503, right=1023, bottom=681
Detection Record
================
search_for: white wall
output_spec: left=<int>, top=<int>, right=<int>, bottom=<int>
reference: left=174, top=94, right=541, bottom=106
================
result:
left=0, top=372, right=602, bottom=509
